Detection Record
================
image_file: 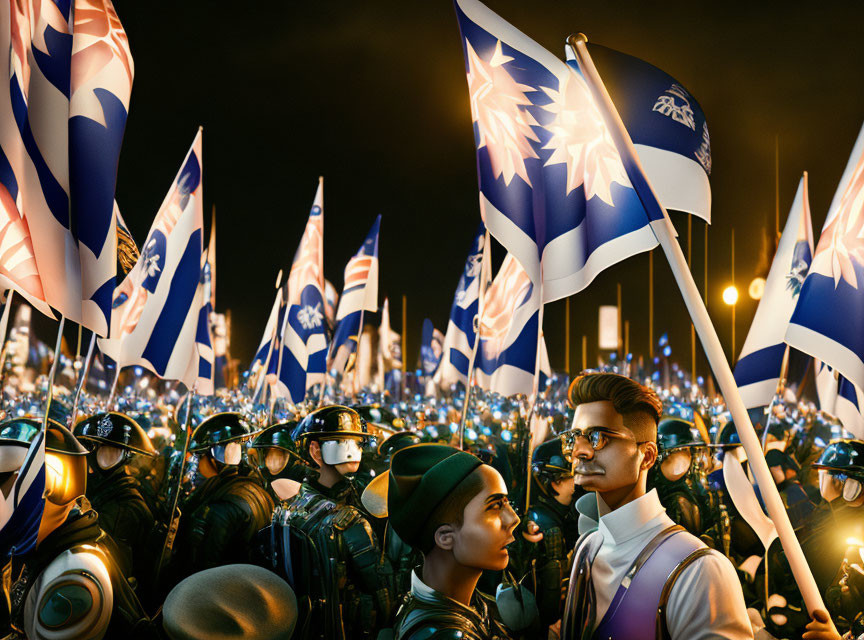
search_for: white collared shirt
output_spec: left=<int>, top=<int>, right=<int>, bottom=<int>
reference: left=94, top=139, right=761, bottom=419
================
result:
left=590, top=489, right=753, bottom=640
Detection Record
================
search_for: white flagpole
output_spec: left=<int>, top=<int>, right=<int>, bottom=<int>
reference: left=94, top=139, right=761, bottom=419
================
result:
left=42, top=316, right=66, bottom=428
left=69, top=332, right=96, bottom=426
left=459, top=228, right=491, bottom=449
left=253, top=271, right=283, bottom=404
left=569, top=33, right=828, bottom=620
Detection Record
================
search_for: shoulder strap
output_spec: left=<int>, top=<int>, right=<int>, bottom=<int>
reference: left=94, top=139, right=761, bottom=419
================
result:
left=655, top=547, right=714, bottom=640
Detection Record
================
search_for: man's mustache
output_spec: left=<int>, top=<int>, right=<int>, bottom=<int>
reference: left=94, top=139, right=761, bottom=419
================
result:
left=573, top=462, right=605, bottom=475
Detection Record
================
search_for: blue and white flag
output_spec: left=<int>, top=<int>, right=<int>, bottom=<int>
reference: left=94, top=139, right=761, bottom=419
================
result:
left=455, top=0, right=671, bottom=303
left=787, top=123, right=864, bottom=392
left=99, top=130, right=209, bottom=391
left=1, top=0, right=134, bottom=333
left=419, top=318, right=444, bottom=376
left=330, top=215, right=380, bottom=374
left=734, top=174, right=813, bottom=408
left=581, top=44, right=711, bottom=222
left=436, top=223, right=488, bottom=389
left=271, top=179, right=328, bottom=403
left=815, top=361, right=864, bottom=439
left=192, top=257, right=214, bottom=396
left=474, top=253, right=550, bottom=396
left=0, top=428, right=45, bottom=560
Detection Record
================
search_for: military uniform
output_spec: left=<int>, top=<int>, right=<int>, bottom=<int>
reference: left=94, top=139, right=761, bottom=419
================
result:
left=267, top=406, right=395, bottom=640
left=0, top=419, right=154, bottom=639
left=394, top=571, right=511, bottom=640
left=519, top=438, right=579, bottom=627
left=172, top=413, right=275, bottom=579
left=3, top=504, right=153, bottom=640
left=647, top=417, right=710, bottom=538
left=73, top=412, right=158, bottom=585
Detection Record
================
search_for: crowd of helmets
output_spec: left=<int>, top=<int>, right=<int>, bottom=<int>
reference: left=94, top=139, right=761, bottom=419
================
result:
left=1, top=363, right=863, bottom=640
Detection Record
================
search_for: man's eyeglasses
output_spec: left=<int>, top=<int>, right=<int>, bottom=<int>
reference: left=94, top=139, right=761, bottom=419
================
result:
left=559, top=427, right=638, bottom=457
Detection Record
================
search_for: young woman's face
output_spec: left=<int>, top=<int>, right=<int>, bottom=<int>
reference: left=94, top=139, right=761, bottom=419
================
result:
left=451, top=465, right=520, bottom=571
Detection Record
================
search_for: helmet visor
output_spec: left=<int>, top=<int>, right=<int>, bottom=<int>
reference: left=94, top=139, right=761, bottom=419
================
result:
left=212, top=441, right=243, bottom=466
left=321, top=438, right=363, bottom=465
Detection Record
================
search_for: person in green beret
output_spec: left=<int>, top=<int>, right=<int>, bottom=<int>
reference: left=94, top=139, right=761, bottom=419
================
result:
left=362, top=443, right=522, bottom=640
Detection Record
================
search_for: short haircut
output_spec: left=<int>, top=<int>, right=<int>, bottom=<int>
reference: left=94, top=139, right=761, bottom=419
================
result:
left=568, top=373, right=662, bottom=442
left=418, top=467, right=486, bottom=555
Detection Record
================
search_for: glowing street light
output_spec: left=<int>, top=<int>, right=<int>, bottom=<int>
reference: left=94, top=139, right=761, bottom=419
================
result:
left=749, top=277, right=766, bottom=300
left=722, top=285, right=739, bottom=305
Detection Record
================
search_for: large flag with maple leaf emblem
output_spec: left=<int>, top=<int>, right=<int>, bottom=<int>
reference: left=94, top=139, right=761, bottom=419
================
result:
left=0, top=0, right=134, bottom=333
left=734, top=174, right=813, bottom=408
left=99, top=129, right=208, bottom=391
left=787, top=123, right=864, bottom=392
left=474, top=253, right=550, bottom=396
left=271, top=179, right=328, bottom=403
left=455, top=0, right=664, bottom=302
left=330, top=215, right=380, bottom=374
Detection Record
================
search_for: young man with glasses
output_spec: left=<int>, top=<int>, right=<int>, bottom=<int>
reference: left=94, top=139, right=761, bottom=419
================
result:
left=557, top=373, right=753, bottom=640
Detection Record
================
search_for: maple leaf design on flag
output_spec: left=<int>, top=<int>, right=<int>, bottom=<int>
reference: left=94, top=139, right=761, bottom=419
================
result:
left=298, top=303, right=324, bottom=331
left=466, top=39, right=540, bottom=187
left=540, top=72, right=629, bottom=206
left=812, top=157, right=864, bottom=289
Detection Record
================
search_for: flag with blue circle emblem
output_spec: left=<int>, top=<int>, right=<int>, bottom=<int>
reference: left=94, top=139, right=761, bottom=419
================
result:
left=455, top=0, right=667, bottom=303
left=99, top=129, right=210, bottom=391
left=735, top=174, right=813, bottom=408
left=787, top=123, right=864, bottom=397
left=330, top=215, right=380, bottom=374
left=271, top=178, right=328, bottom=403
left=436, top=223, right=488, bottom=389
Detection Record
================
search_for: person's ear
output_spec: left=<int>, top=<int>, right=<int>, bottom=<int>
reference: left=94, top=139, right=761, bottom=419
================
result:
left=640, top=442, right=658, bottom=471
left=434, top=523, right=457, bottom=551
left=309, top=440, right=323, bottom=468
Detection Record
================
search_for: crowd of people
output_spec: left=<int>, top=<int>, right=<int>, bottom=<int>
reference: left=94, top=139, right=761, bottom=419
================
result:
left=0, top=363, right=862, bottom=640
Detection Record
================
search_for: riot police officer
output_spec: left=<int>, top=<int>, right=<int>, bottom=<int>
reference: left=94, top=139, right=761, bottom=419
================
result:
left=521, top=437, right=580, bottom=627
left=802, top=439, right=864, bottom=636
left=0, top=418, right=154, bottom=638
left=172, top=412, right=275, bottom=580
left=269, top=405, right=394, bottom=640
left=73, top=411, right=158, bottom=585
left=249, top=419, right=307, bottom=502
left=648, top=416, right=710, bottom=536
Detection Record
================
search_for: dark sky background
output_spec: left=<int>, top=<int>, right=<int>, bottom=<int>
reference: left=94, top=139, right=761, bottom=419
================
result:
left=94, top=1, right=864, bottom=376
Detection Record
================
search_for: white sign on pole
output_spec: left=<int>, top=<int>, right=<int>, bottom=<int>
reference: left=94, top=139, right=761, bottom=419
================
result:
left=598, top=306, right=619, bottom=351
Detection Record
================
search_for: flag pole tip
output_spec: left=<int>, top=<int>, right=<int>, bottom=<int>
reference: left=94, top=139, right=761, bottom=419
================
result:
left=567, top=33, right=588, bottom=46
left=318, top=175, right=323, bottom=183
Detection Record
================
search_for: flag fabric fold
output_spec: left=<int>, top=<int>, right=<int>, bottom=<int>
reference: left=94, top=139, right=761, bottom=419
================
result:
left=436, top=223, right=488, bottom=389
left=419, top=318, right=444, bottom=376
left=787, top=122, right=864, bottom=392
left=474, top=253, right=550, bottom=396
left=1, top=0, right=134, bottom=333
left=99, top=129, right=209, bottom=391
left=734, top=174, right=813, bottom=408
left=580, top=43, right=711, bottom=222
left=0, top=429, right=45, bottom=560
left=455, top=0, right=666, bottom=303
left=330, top=215, right=380, bottom=374
left=270, top=179, right=328, bottom=403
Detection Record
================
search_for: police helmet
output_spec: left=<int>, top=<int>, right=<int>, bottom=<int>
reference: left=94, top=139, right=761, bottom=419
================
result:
left=657, top=417, right=705, bottom=452
left=812, top=439, right=864, bottom=478
left=292, top=406, right=370, bottom=444
left=74, top=412, right=157, bottom=457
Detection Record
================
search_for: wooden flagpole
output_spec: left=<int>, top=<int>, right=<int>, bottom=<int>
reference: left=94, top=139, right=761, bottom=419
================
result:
left=570, top=33, right=830, bottom=621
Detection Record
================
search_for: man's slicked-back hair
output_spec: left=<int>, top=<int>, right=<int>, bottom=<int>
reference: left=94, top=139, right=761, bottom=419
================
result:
left=568, top=373, right=662, bottom=441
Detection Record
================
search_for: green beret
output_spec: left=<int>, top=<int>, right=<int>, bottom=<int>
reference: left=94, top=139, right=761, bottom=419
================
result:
left=163, top=564, right=297, bottom=640
left=362, top=444, right=482, bottom=548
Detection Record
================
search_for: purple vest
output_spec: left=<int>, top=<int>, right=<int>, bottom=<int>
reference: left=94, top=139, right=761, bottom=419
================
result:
left=591, top=527, right=705, bottom=640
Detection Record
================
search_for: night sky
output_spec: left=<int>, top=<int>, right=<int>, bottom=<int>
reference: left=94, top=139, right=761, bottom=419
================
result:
left=96, top=1, right=864, bottom=376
